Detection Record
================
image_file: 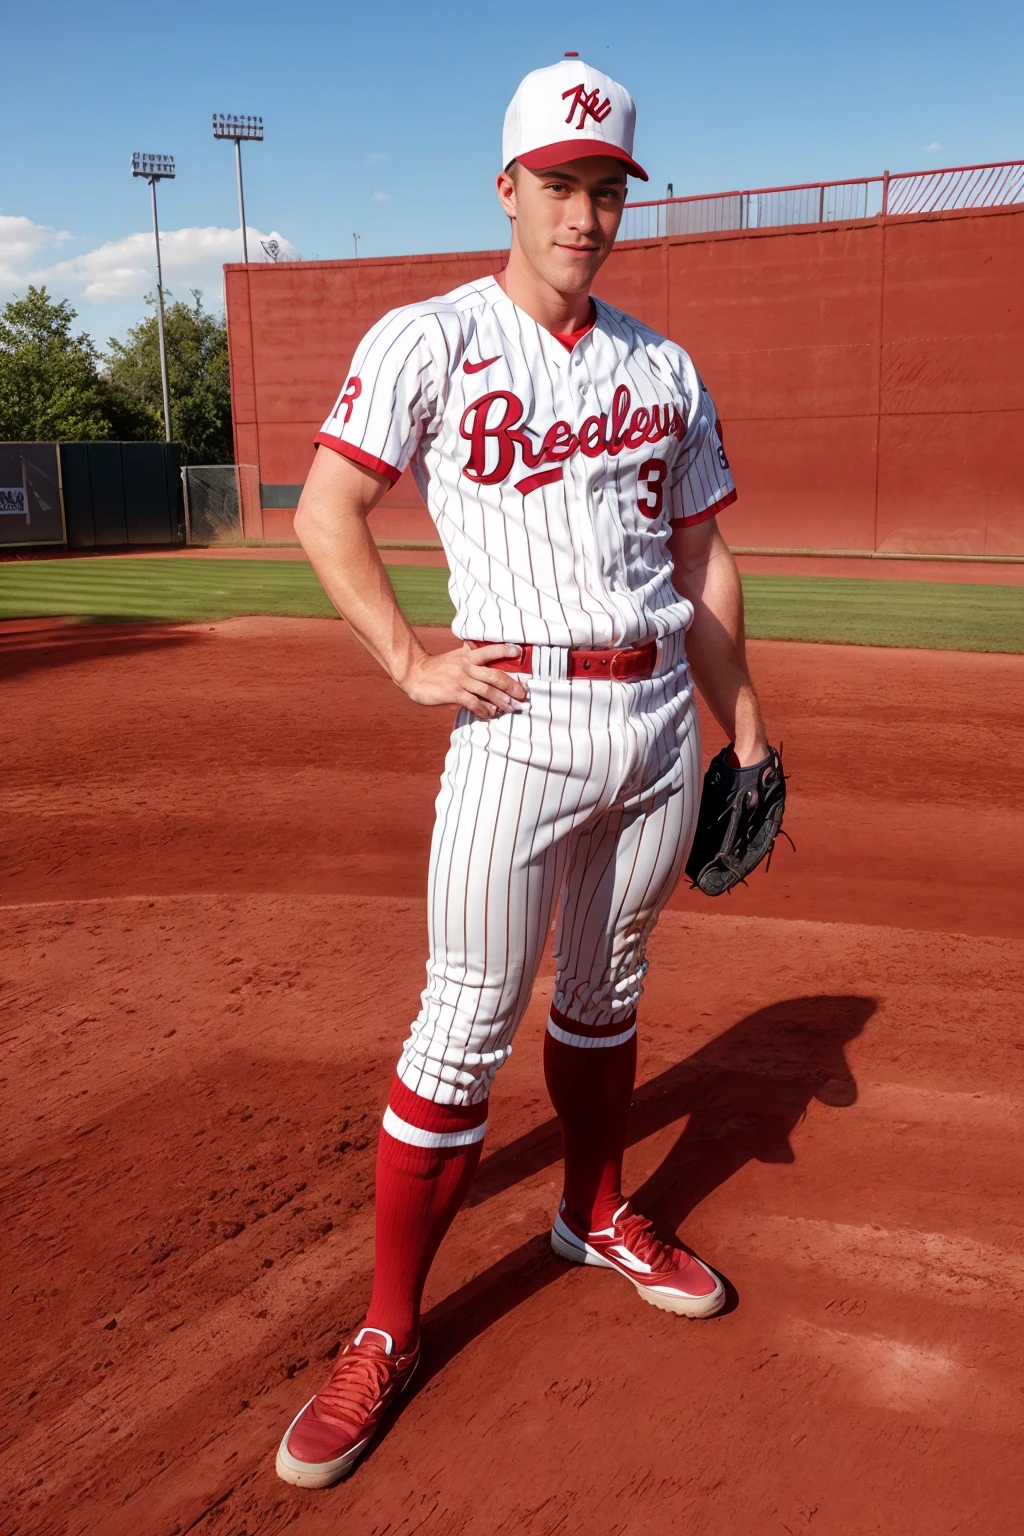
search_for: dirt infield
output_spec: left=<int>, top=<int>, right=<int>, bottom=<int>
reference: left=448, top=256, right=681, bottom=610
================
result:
left=3, top=618, right=1022, bottom=1534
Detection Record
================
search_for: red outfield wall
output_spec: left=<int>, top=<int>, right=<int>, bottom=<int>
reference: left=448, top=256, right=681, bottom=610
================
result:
left=225, top=205, right=1024, bottom=555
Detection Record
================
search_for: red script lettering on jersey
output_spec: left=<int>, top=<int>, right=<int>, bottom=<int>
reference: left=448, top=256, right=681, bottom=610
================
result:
left=458, top=386, right=686, bottom=495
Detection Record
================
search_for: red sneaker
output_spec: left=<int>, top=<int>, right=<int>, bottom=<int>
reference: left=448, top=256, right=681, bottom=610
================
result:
left=551, top=1200, right=725, bottom=1318
left=275, top=1326, right=419, bottom=1488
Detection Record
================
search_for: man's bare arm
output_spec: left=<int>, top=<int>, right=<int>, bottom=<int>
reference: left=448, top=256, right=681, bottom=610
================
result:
left=294, top=447, right=527, bottom=720
left=669, top=515, right=769, bottom=767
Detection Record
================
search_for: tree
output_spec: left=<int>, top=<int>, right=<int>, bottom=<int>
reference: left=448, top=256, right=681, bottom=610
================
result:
left=0, top=284, right=234, bottom=458
left=0, top=286, right=126, bottom=442
left=104, top=291, right=234, bottom=463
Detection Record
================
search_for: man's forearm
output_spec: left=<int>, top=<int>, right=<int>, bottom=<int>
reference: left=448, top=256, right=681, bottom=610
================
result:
left=294, top=451, right=424, bottom=687
left=672, top=525, right=768, bottom=763
left=293, top=446, right=527, bottom=721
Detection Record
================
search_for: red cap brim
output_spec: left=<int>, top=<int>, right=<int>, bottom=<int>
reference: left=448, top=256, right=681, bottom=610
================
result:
left=516, top=139, right=648, bottom=182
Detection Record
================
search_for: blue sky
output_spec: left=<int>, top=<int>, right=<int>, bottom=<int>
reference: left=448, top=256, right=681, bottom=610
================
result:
left=3, top=0, right=1021, bottom=346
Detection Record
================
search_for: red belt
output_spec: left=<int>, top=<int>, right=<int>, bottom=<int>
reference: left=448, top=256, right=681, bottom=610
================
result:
left=471, top=638, right=658, bottom=681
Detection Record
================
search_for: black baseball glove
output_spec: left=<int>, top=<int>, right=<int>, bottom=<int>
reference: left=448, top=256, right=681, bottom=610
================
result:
left=685, top=744, right=788, bottom=897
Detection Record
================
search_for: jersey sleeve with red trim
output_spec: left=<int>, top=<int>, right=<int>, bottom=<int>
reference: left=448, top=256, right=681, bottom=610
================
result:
left=316, top=307, right=447, bottom=483
left=665, top=354, right=736, bottom=524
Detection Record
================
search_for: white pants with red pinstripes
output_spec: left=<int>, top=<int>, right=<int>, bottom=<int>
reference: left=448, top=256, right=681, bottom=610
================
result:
left=394, top=629, right=701, bottom=1110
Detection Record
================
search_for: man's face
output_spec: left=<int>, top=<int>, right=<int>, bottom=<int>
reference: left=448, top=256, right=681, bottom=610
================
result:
left=496, top=158, right=628, bottom=293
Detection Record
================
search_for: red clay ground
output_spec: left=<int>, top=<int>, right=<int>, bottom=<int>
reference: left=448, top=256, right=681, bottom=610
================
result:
left=2, top=619, right=1022, bottom=1535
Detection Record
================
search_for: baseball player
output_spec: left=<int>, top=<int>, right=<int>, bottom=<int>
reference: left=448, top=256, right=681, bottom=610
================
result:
left=276, top=57, right=772, bottom=1489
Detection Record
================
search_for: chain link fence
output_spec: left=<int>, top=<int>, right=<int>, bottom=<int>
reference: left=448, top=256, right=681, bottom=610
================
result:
left=628, top=183, right=877, bottom=239
left=182, top=465, right=263, bottom=545
left=886, top=161, right=1024, bottom=215
left=620, top=159, right=1024, bottom=242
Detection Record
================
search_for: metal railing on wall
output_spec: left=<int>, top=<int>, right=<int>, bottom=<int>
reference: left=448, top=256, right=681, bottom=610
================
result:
left=619, top=159, right=1024, bottom=242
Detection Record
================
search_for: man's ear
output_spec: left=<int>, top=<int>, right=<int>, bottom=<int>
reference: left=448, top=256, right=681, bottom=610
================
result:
left=496, top=170, right=517, bottom=219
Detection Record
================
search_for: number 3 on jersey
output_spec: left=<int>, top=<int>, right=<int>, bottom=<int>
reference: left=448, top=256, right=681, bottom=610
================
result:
left=637, top=457, right=668, bottom=518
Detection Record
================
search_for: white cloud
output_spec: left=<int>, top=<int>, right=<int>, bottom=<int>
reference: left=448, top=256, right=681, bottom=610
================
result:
left=370, top=190, right=393, bottom=203
left=365, top=151, right=388, bottom=164
left=0, top=216, right=297, bottom=307
left=0, top=215, right=69, bottom=283
left=36, top=225, right=297, bottom=303
left=924, top=141, right=942, bottom=154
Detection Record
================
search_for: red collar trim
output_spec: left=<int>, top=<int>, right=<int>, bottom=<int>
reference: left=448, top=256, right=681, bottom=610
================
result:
left=492, top=272, right=595, bottom=351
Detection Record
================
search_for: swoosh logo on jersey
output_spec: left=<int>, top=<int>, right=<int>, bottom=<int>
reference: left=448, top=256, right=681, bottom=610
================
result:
left=463, top=354, right=501, bottom=374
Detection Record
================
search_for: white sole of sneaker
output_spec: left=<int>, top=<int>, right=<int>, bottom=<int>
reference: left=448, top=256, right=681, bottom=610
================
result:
left=275, top=1356, right=419, bottom=1489
left=550, top=1216, right=726, bottom=1319
left=275, top=1412, right=372, bottom=1489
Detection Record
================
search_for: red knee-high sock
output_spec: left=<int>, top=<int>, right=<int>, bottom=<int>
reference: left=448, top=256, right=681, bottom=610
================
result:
left=363, top=1075, right=487, bottom=1351
left=543, top=1005, right=638, bottom=1233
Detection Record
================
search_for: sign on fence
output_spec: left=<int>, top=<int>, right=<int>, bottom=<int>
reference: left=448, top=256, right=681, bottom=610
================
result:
left=0, top=487, right=28, bottom=516
left=0, top=444, right=64, bottom=547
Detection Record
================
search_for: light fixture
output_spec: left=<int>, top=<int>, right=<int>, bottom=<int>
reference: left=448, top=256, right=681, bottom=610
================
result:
left=212, top=114, right=263, bottom=142
left=131, top=152, right=175, bottom=441
left=132, top=152, right=175, bottom=181
left=213, top=115, right=264, bottom=262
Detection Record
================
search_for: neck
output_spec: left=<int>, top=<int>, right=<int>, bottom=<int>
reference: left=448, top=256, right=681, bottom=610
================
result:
left=499, top=244, right=594, bottom=335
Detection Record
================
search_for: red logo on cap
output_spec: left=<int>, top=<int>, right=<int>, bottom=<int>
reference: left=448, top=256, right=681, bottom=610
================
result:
left=562, top=84, right=612, bottom=131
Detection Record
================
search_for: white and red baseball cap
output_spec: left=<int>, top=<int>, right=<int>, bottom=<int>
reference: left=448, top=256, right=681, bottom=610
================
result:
left=502, top=57, right=648, bottom=182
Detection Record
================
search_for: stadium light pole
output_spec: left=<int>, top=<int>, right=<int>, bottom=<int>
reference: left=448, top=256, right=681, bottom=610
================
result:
left=131, top=152, right=175, bottom=442
left=213, top=114, right=263, bottom=263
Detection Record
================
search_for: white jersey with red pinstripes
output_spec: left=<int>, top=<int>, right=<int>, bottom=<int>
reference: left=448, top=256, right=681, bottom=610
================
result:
left=316, top=274, right=735, bottom=649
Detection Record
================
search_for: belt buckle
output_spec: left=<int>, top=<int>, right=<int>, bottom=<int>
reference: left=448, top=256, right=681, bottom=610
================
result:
left=610, top=640, right=655, bottom=681
left=609, top=646, right=634, bottom=681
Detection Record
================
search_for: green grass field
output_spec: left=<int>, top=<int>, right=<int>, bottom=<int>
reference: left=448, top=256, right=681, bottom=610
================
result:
left=0, top=558, right=448, bottom=628
left=2, top=556, right=1023, bottom=653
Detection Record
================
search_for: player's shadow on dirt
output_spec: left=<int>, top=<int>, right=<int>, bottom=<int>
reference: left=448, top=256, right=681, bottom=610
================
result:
left=413, top=992, right=874, bottom=1394
left=0, top=620, right=200, bottom=682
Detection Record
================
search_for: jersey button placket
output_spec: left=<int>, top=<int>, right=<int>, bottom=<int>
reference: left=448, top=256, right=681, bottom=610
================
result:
left=570, top=373, right=611, bottom=646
